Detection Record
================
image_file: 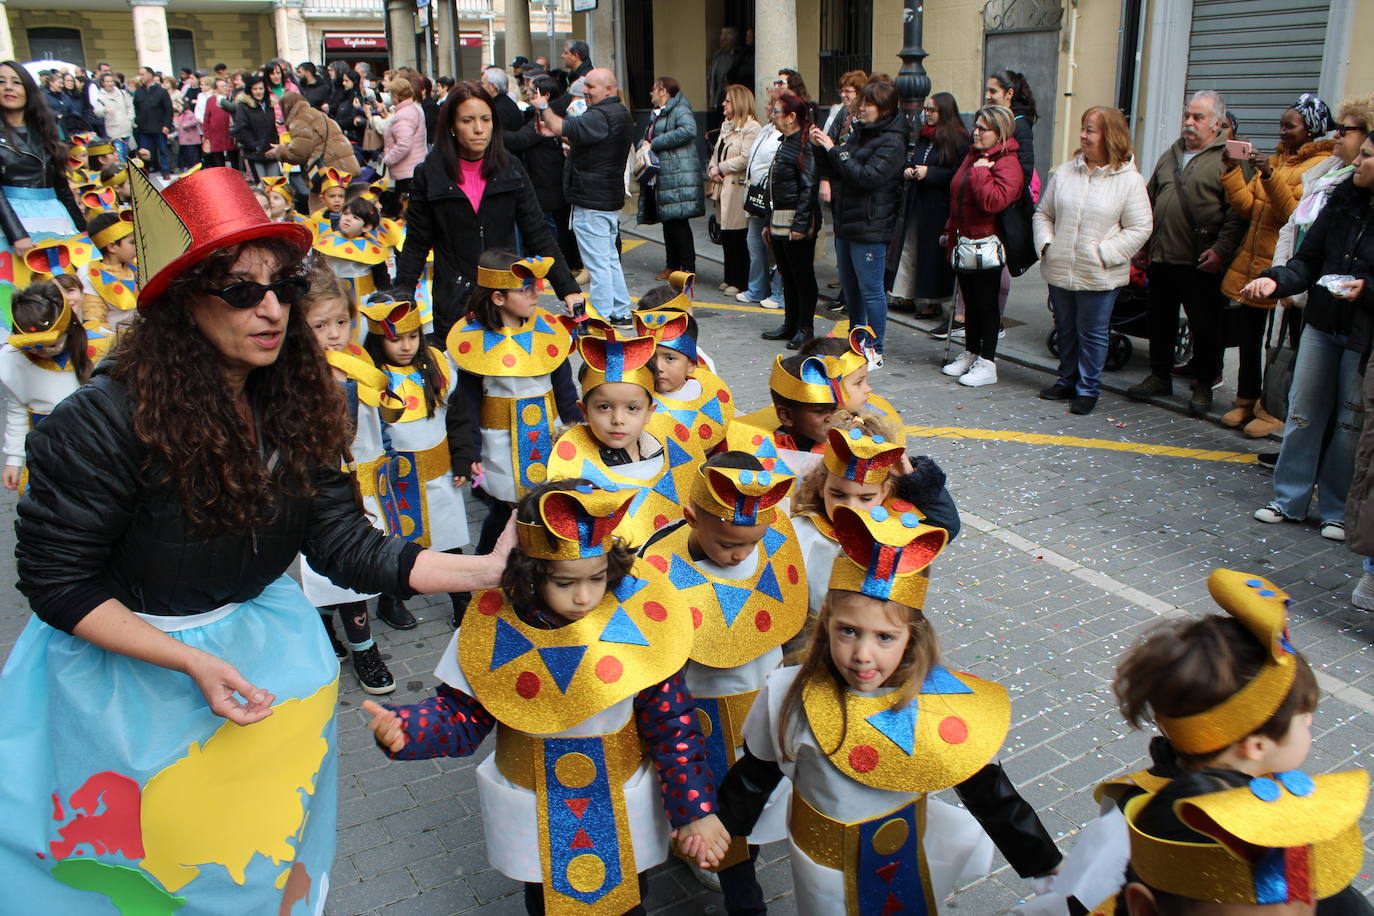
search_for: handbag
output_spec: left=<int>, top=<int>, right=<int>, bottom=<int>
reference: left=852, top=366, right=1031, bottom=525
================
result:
left=1260, top=308, right=1300, bottom=422
left=770, top=208, right=798, bottom=235
left=951, top=235, right=1006, bottom=272
left=742, top=134, right=770, bottom=217
left=997, top=190, right=1038, bottom=277
left=632, top=144, right=660, bottom=184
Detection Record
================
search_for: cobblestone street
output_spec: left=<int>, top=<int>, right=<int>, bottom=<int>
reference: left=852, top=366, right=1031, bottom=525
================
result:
left=3, top=230, right=1373, bottom=915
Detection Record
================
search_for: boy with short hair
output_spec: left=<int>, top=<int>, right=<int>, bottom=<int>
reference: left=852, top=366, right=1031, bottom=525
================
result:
left=636, top=307, right=735, bottom=457
left=81, top=210, right=138, bottom=334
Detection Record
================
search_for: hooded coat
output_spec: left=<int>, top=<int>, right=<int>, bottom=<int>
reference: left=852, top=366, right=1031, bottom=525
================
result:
left=636, top=93, right=705, bottom=224
left=269, top=91, right=359, bottom=174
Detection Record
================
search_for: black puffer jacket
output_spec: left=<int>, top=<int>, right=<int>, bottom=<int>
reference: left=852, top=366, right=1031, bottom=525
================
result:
left=230, top=97, right=276, bottom=163
left=561, top=94, right=634, bottom=211
left=767, top=131, right=820, bottom=236
left=505, top=120, right=567, bottom=212
left=825, top=114, right=907, bottom=243
left=1261, top=178, right=1374, bottom=355
left=0, top=128, right=86, bottom=243
left=394, top=150, right=580, bottom=343
left=15, top=370, right=420, bottom=634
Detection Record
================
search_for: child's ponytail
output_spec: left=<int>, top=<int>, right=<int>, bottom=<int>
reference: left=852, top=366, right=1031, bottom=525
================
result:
left=13, top=281, right=93, bottom=384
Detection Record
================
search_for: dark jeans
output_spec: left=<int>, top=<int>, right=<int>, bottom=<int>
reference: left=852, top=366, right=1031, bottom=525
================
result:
left=1146, top=262, right=1225, bottom=386
left=721, top=227, right=750, bottom=289
left=176, top=144, right=200, bottom=170
left=550, top=205, right=583, bottom=270
left=772, top=232, right=817, bottom=335
left=662, top=218, right=696, bottom=273
left=1232, top=303, right=1269, bottom=399
left=203, top=149, right=237, bottom=169
left=718, top=845, right=767, bottom=916
left=1049, top=285, right=1120, bottom=397
left=523, top=874, right=649, bottom=914
left=136, top=131, right=170, bottom=174
left=957, top=267, right=1003, bottom=359
left=474, top=489, right=514, bottom=555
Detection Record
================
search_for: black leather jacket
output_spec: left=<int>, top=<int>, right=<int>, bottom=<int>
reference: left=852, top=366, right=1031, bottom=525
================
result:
left=766, top=131, right=820, bottom=237
left=561, top=94, right=634, bottom=211
left=0, top=127, right=86, bottom=244
left=16, top=370, right=421, bottom=634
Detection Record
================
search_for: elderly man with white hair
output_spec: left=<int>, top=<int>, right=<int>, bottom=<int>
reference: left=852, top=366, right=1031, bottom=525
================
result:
left=481, top=66, right=524, bottom=133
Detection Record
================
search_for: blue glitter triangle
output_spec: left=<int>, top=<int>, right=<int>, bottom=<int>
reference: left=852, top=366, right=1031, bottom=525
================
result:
left=756, top=562, right=783, bottom=602
left=615, top=575, right=650, bottom=600
left=668, top=406, right=697, bottom=426
left=666, top=439, right=694, bottom=469
left=511, top=329, right=534, bottom=353
left=761, top=528, right=787, bottom=558
left=712, top=582, right=752, bottom=627
left=532, top=314, right=553, bottom=335
left=651, top=466, right=679, bottom=502
left=576, top=460, right=619, bottom=492
left=921, top=665, right=974, bottom=695
left=539, top=645, right=587, bottom=693
left=599, top=606, right=650, bottom=646
left=482, top=328, right=506, bottom=352
left=700, top=398, right=725, bottom=423
left=669, top=555, right=708, bottom=589
left=865, top=703, right=919, bottom=755
left=491, top=617, right=535, bottom=669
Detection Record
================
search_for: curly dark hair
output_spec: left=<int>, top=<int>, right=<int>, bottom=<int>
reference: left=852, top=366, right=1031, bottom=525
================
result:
left=108, top=238, right=349, bottom=534
left=500, top=478, right=638, bottom=613
left=0, top=61, right=66, bottom=165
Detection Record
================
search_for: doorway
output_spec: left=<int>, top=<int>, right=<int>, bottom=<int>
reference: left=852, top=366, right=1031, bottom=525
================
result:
left=26, top=27, right=84, bottom=67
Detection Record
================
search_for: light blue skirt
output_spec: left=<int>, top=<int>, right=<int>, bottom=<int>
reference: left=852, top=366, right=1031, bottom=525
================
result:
left=0, top=185, right=81, bottom=327
left=0, top=575, right=340, bottom=915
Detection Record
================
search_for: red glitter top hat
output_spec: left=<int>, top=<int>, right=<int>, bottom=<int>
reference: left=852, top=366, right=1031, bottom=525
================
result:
left=130, top=165, right=312, bottom=310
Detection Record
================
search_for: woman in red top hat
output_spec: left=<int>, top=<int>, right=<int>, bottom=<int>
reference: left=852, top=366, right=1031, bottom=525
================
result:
left=0, top=165, right=514, bottom=913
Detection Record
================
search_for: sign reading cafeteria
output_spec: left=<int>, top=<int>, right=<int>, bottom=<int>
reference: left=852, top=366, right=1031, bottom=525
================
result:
left=324, top=32, right=387, bottom=51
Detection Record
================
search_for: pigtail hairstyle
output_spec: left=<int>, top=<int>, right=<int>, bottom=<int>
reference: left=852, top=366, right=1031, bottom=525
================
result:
left=362, top=292, right=447, bottom=417
left=12, top=281, right=93, bottom=385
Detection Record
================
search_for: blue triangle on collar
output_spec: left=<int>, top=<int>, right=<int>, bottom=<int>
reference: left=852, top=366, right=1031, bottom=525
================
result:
left=668, top=555, right=708, bottom=589
left=491, top=616, right=534, bottom=669
left=539, top=644, right=587, bottom=693
left=700, top=397, right=725, bottom=424
left=599, top=606, right=650, bottom=646
left=511, top=329, right=534, bottom=354
left=712, top=581, right=752, bottom=627
left=756, top=562, right=783, bottom=602
left=761, top=527, right=787, bottom=558
left=865, top=703, right=919, bottom=755
left=921, top=666, right=973, bottom=695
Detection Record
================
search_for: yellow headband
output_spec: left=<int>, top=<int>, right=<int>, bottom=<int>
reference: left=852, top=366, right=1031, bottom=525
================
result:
left=515, top=484, right=635, bottom=560
left=86, top=140, right=115, bottom=157
left=359, top=299, right=422, bottom=339
left=91, top=215, right=134, bottom=250
left=99, top=168, right=129, bottom=190
left=1126, top=769, right=1367, bottom=905
left=822, top=425, right=904, bottom=484
left=769, top=353, right=835, bottom=405
left=9, top=297, right=73, bottom=350
left=317, top=167, right=352, bottom=192
left=1155, top=570, right=1299, bottom=755
left=476, top=256, right=554, bottom=290
left=690, top=465, right=793, bottom=527
left=262, top=175, right=293, bottom=203
left=827, top=501, right=947, bottom=609
left=577, top=324, right=657, bottom=395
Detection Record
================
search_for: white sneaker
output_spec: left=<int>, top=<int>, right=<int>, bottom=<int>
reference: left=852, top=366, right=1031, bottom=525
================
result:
left=941, top=352, right=977, bottom=377
left=1321, top=520, right=1346, bottom=542
left=1352, top=573, right=1374, bottom=610
left=1253, top=504, right=1287, bottom=524
left=760, top=298, right=781, bottom=309
left=958, top=357, right=998, bottom=387
left=998, top=327, right=1007, bottom=339
left=950, top=324, right=966, bottom=341
left=736, top=291, right=757, bottom=303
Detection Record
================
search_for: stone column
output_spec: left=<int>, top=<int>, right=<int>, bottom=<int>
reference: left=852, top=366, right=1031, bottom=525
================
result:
left=504, top=0, right=532, bottom=66
left=434, top=0, right=457, bottom=78
left=0, top=0, right=14, bottom=63
left=753, top=0, right=796, bottom=120
left=587, top=0, right=620, bottom=89
left=129, top=0, right=173, bottom=75
left=387, top=0, right=418, bottom=70
left=273, top=0, right=311, bottom=64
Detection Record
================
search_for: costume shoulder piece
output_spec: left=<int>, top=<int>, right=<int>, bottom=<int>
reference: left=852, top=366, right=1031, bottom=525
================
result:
left=85, top=261, right=139, bottom=312
left=802, top=667, right=1011, bottom=792
left=380, top=348, right=449, bottom=423
left=639, top=466, right=806, bottom=667
left=312, top=226, right=391, bottom=265
left=458, top=572, right=692, bottom=733
left=646, top=365, right=735, bottom=457
left=446, top=309, right=574, bottom=378
left=326, top=347, right=404, bottom=420
left=723, top=418, right=817, bottom=478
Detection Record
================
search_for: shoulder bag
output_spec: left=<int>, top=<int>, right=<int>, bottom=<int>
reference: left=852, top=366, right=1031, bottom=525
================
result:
left=997, top=187, right=1038, bottom=277
left=1260, top=307, right=1300, bottom=422
left=950, top=166, right=1004, bottom=272
left=743, top=134, right=771, bottom=218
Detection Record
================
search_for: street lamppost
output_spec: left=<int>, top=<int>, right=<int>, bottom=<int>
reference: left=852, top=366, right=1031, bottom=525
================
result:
left=895, top=0, right=930, bottom=131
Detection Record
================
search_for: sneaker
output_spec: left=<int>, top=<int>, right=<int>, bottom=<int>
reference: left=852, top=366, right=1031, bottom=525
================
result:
left=1321, top=520, right=1346, bottom=542
left=998, top=325, right=1007, bottom=340
left=608, top=314, right=635, bottom=328
left=1351, top=573, right=1374, bottom=610
left=717, top=281, right=729, bottom=291
left=1126, top=374, right=1172, bottom=401
left=958, top=357, right=998, bottom=387
left=1039, top=384, right=1074, bottom=401
left=351, top=645, right=396, bottom=695
left=759, top=298, right=781, bottom=309
left=689, top=863, right=722, bottom=891
left=736, top=291, right=758, bottom=304
left=1253, top=503, right=1289, bottom=524
left=321, top=614, right=347, bottom=660
left=929, top=320, right=965, bottom=341
left=723, top=285, right=740, bottom=296
left=941, top=351, right=977, bottom=377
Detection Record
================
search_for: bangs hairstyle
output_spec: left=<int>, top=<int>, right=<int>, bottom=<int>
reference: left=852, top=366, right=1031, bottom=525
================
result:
left=974, top=105, right=1016, bottom=148
left=362, top=293, right=446, bottom=416
left=927, top=92, right=970, bottom=167
left=107, top=238, right=350, bottom=534
left=1114, top=614, right=1319, bottom=771
left=1081, top=106, right=1133, bottom=169
left=13, top=280, right=93, bottom=385
left=838, top=69, right=868, bottom=92
left=500, top=478, right=638, bottom=612
left=435, top=80, right=509, bottom=181
left=860, top=81, right=900, bottom=122
left=1337, top=95, right=1374, bottom=134
left=777, top=590, right=939, bottom=760
left=465, top=247, right=525, bottom=332
left=790, top=409, right=902, bottom=519
left=342, top=195, right=380, bottom=229
left=300, top=258, right=356, bottom=321
left=50, top=273, right=83, bottom=299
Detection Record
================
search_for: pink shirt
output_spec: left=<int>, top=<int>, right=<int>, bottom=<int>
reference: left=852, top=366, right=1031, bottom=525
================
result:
left=457, top=158, right=486, bottom=211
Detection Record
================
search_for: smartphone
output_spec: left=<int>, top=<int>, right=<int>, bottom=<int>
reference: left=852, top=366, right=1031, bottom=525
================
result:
left=1225, top=139, right=1253, bottom=160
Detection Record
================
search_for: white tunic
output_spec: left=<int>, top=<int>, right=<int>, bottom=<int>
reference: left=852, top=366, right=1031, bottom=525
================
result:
left=474, top=371, right=558, bottom=505
left=791, top=514, right=839, bottom=618
left=382, top=365, right=471, bottom=551
left=433, top=631, right=673, bottom=882
left=0, top=345, right=80, bottom=468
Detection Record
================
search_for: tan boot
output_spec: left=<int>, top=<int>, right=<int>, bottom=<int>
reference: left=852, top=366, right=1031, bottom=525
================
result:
left=1220, top=397, right=1257, bottom=428
left=1244, top=400, right=1285, bottom=438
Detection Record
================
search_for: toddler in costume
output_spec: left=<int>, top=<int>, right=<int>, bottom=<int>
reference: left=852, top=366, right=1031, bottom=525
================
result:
left=629, top=271, right=718, bottom=372
left=639, top=452, right=808, bottom=910
left=705, top=502, right=1061, bottom=914
left=634, top=295, right=735, bottom=459
left=545, top=321, right=701, bottom=546
left=365, top=480, right=729, bottom=914
left=313, top=196, right=393, bottom=310
left=81, top=210, right=138, bottom=334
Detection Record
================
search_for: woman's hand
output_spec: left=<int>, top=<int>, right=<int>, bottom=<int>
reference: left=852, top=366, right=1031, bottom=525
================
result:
left=818, top=179, right=831, bottom=203
left=1240, top=277, right=1278, bottom=300
left=11, top=236, right=34, bottom=258
left=2, top=466, right=20, bottom=491
left=1249, top=148, right=1272, bottom=180
left=182, top=649, right=275, bottom=725
left=1336, top=278, right=1366, bottom=301
left=563, top=292, right=585, bottom=315
left=672, top=814, right=731, bottom=869
left=973, top=157, right=993, bottom=169
left=362, top=700, right=407, bottom=753
left=707, top=164, right=721, bottom=181
left=809, top=126, right=835, bottom=151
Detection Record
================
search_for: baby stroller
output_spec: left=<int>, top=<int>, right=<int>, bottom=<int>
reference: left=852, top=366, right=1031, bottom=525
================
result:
left=1045, top=264, right=1192, bottom=371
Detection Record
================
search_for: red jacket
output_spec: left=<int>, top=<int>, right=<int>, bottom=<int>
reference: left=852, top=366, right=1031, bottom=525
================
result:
left=944, top=138, right=1024, bottom=239
left=202, top=97, right=233, bottom=153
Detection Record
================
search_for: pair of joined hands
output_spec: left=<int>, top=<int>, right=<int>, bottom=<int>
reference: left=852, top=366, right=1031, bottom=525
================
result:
left=361, top=699, right=735, bottom=868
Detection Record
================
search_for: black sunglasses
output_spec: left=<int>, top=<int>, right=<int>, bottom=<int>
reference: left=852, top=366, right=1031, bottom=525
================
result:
left=1334, top=124, right=1367, bottom=138
left=209, top=276, right=310, bottom=309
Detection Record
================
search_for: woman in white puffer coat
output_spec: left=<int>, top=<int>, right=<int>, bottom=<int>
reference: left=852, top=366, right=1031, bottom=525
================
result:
left=1032, top=106, right=1153, bottom=415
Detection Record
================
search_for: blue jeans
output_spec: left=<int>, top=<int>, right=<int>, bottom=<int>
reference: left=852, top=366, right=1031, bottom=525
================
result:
left=1272, top=324, right=1366, bottom=523
left=571, top=205, right=630, bottom=319
left=745, top=215, right=783, bottom=302
left=835, top=237, right=888, bottom=351
left=1048, top=285, right=1119, bottom=397
left=135, top=131, right=170, bottom=174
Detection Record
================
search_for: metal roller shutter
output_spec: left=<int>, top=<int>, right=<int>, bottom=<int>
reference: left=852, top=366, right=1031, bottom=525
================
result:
left=1186, top=0, right=1330, bottom=153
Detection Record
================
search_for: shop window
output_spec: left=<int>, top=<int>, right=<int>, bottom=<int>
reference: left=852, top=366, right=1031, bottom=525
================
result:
left=26, top=27, right=84, bottom=67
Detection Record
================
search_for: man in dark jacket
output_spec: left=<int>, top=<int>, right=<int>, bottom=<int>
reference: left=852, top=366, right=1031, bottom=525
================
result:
left=297, top=63, right=332, bottom=110
left=531, top=67, right=633, bottom=322
left=559, top=40, right=592, bottom=94
left=132, top=67, right=173, bottom=179
left=1126, top=89, right=1247, bottom=416
left=481, top=67, right=524, bottom=133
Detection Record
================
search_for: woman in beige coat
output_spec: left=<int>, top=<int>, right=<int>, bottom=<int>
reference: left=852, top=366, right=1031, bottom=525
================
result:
left=707, top=84, right=761, bottom=295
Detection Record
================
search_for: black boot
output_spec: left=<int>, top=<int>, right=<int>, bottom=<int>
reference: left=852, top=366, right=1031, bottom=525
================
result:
left=320, top=613, right=347, bottom=660
left=450, top=592, right=472, bottom=629
left=761, top=325, right=794, bottom=341
left=377, top=595, right=417, bottom=630
left=351, top=645, right=396, bottom=695
left=787, top=329, right=812, bottom=350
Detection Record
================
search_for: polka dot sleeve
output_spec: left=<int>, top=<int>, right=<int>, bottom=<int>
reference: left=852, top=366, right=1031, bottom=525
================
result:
left=634, top=671, right=718, bottom=828
left=381, top=683, right=496, bottom=761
